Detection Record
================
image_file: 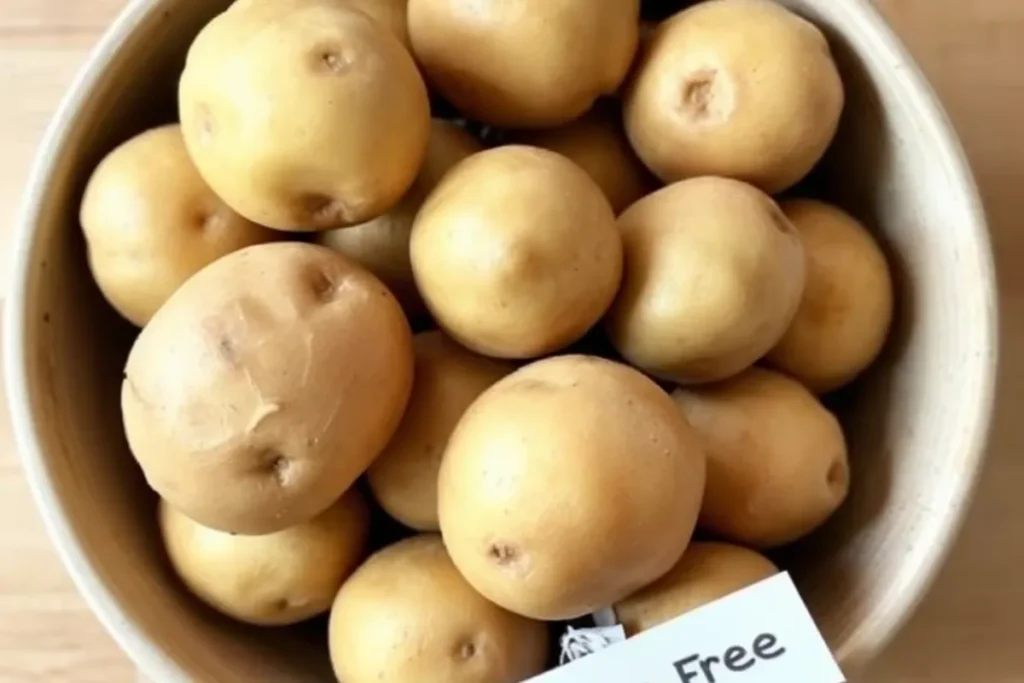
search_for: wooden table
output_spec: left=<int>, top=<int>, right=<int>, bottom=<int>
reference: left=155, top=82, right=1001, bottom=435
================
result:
left=1, top=1, right=1023, bottom=681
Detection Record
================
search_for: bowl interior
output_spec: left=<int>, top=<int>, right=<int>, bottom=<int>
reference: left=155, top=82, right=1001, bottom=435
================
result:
left=6, top=0, right=996, bottom=681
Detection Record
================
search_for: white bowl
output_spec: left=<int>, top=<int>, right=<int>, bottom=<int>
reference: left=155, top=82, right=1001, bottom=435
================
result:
left=3, top=0, right=998, bottom=681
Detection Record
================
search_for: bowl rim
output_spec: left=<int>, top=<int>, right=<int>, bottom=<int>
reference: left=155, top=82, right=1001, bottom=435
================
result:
left=2, top=0, right=998, bottom=680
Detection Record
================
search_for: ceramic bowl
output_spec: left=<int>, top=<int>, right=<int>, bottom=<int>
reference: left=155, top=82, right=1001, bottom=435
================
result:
left=3, top=0, right=998, bottom=681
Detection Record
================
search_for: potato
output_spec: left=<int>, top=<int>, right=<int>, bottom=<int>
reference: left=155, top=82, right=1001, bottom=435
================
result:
left=605, top=176, right=805, bottom=384
left=766, top=199, right=895, bottom=393
left=122, top=242, right=413, bottom=535
left=439, top=355, right=706, bottom=620
left=515, top=106, right=654, bottom=214
left=411, top=146, right=623, bottom=359
left=672, top=367, right=850, bottom=548
left=318, top=120, right=481, bottom=318
left=614, top=542, right=778, bottom=635
left=343, top=0, right=409, bottom=48
left=329, top=535, right=549, bottom=683
left=159, top=488, right=369, bottom=626
left=367, top=331, right=514, bottom=531
left=624, top=0, right=844, bottom=194
left=79, top=124, right=276, bottom=327
left=179, top=0, right=430, bottom=231
left=408, top=0, right=640, bottom=128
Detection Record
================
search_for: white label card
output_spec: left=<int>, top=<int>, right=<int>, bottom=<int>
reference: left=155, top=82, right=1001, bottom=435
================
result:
left=528, top=572, right=845, bottom=683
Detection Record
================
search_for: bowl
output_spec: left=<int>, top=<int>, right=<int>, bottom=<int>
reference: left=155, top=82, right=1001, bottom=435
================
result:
left=2, top=0, right=998, bottom=681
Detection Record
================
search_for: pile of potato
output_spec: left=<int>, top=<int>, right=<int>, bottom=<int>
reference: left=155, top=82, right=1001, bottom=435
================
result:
left=80, top=0, right=895, bottom=680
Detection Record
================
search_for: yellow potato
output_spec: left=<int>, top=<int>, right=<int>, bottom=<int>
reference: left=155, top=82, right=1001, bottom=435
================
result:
left=439, top=355, right=706, bottom=620
left=408, top=0, right=640, bottom=128
left=367, top=331, right=514, bottom=531
left=122, top=242, right=413, bottom=535
left=319, top=120, right=481, bottom=318
left=515, top=106, right=654, bottom=214
left=329, top=535, right=549, bottom=683
left=615, top=542, right=778, bottom=635
left=605, top=176, right=805, bottom=384
left=767, top=199, right=895, bottom=393
left=411, top=146, right=623, bottom=359
left=672, top=367, right=850, bottom=548
left=179, top=0, right=430, bottom=230
left=624, top=0, right=844, bottom=193
left=159, top=489, right=369, bottom=626
left=80, top=124, right=276, bottom=327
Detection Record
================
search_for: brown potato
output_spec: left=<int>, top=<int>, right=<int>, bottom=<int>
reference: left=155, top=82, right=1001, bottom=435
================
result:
left=672, top=367, right=850, bottom=548
left=367, top=331, right=514, bottom=531
left=439, top=355, right=706, bottom=620
left=624, top=0, right=844, bottom=193
left=408, top=0, right=640, bottom=128
left=515, top=106, right=654, bottom=214
left=329, top=535, right=549, bottom=683
left=318, top=120, right=481, bottom=318
left=122, top=242, right=413, bottom=535
left=411, top=146, right=623, bottom=359
left=614, top=542, right=778, bottom=635
left=80, top=124, right=276, bottom=327
left=766, top=199, right=895, bottom=393
left=179, top=0, right=430, bottom=231
left=605, top=176, right=805, bottom=384
left=159, top=488, right=369, bottom=626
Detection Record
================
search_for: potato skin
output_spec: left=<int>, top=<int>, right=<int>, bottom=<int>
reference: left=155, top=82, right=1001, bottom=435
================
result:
left=408, top=0, right=640, bottom=128
left=605, top=176, right=805, bottom=384
left=343, top=0, right=409, bottom=48
left=159, top=488, right=370, bottom=626
left=672, top=367, right=850, bottom=548
left=614, top=542, right=778, bottom=636
left=179, top=0, right=430, bottom=231
left=122, top=242, right=413, bottom=535
left=439, top=355, right=706, bottom=621
left=319, top=120, right=481, bottom=319
left=329, top=535, right=550, bottom=683
left=367, top=331, right=514, bottom=531
left=624, top=0, right=844, bottom=193
left=766, top=199, right=894, bottom=393
left=515, top=106, right=654, bottom=214
left=411, top=145, right=623, bottom=359
left=80, top=124, right=276, bottom=327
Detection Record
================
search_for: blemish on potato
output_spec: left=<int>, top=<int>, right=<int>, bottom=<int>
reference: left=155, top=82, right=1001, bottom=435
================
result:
left=300, top=192, right=351, bottom=227
left=218, top=336, right=238, bottom=365
left=488, top=542, right=519, bottom=566
left=317, top=47, right=355, bottom=74
left=457, top=638, right=477, bottom=660
left=678, top=68, right=733, bottom=125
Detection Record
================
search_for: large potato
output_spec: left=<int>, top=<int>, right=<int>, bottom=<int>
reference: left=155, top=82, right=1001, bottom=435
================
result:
left=672, top=367, right=850, bottom=548
left=329, top=535, right=549, bottom=683
left=408, top=0, right=640, bottom=128
left=606, top=176, right=805, bottom=384
left=179, top=0, right=430, bottom=231
left=367, top=331, right=514, bottom=531
left=122, top=242, right=413, bottom=535
left=411, top=145, right=623, bottom=359
left=160, top=488, right=369, bottom=626
left=319, top=120, right=481, bottom=319
left=80, top=124, right=276, bottom=327
left=439, top=355, right=706, bottom=620
left=624, top=0, right=844, bottom=193
left=767, top=199, right=895, bottom=393
left=515, top=106, right=654, bottom=214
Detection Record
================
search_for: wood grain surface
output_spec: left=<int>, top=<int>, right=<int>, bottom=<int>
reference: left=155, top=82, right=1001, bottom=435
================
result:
left=1, top=0, right=1023, bottom=681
